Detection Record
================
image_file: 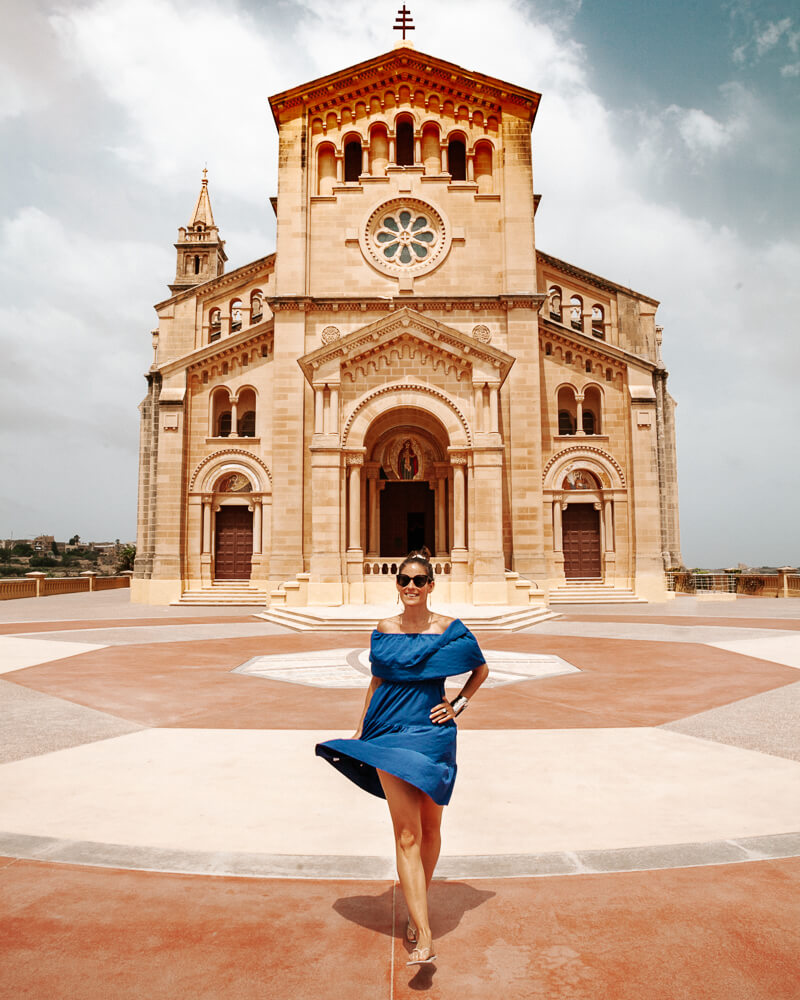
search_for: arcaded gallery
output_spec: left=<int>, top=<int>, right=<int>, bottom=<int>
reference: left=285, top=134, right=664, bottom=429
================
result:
left=133, top=41, right=681, bottom=611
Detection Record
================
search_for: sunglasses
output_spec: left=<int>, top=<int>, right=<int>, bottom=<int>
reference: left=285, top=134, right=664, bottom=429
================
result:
left=396, top=574, right=432, bottom=588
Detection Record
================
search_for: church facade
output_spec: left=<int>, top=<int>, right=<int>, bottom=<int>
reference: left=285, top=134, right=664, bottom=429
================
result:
left=133, top=43, right=681, bottom=607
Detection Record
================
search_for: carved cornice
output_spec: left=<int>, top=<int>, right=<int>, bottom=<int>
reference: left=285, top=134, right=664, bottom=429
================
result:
left=189, top=450, right=273, bottom=490
left=274, top=294, right=543, bottom=313
left=539, top=325, right=637, bottom=372
left=175, top=327, right=274, bottom=381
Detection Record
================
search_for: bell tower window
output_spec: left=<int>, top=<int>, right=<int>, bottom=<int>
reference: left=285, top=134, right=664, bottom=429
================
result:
left=396, top=120, right=414, bottom=166
left=344, top=140, right=362, bottom=182
left=448, top=139, right=466, bottom=180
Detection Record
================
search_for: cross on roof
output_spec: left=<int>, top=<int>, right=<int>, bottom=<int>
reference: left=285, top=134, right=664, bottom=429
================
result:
left=393, top=5, right=415, bottom=40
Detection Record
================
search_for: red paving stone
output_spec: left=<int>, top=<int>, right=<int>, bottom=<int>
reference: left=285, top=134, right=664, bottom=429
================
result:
left=1, top=858, right=798, bottom=999
left=0, top=616, right=258, bottom=635
left=4, top=634, right=797, bottom=730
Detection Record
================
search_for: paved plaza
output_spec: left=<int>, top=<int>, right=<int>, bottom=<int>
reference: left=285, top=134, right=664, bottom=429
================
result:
left=1, top=591, right=799, bottom=998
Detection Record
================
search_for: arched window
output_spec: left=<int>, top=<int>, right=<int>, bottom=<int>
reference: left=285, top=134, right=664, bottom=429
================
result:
left=545, top=342, right=552, bottom=356
left=557, top=386, right=577, bottom=435
left=475, top=141, right=493, bottom=193
left=549, top=286, right=562, bottom=321
left=583, top=386, right=602, bottom=434
left=570, top=295, right=583, bottom=332
left=396, top=119, right=414, bottom=165
left=448, top=138, right=466, bottom=180
left=194, top=255, right=201, bottom=275
left=592, top=305, right=605, bottom=339
left=237, top=388, right=257, bottom=438
left=250, top=293, right=263, bottom=320
left=211, top=387, right=231, bottom=438
left=317, top=143, right=336, bottom=195
left=230, top=299, right=243, bottom=333
left=209, top=308, right=221, bottom=343
left=421, top=123, right=441, bottom=174
left=344, top=139, right=362, bottom=182
left=369, top=125, right=389, bottom=176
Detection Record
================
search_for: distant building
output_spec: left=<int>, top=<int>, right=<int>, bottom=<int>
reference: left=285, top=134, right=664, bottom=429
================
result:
left=134, top=43, right=681, bottom=606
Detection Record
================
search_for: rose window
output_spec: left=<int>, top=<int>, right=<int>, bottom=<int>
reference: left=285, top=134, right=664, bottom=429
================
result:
left=360, top=197, right=452, bottom=279
left=376, top=210, right=436, bottom=265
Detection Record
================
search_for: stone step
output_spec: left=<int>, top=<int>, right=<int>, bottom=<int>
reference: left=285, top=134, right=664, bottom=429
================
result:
left=255, top=604, right=561, bottom=633
left=549, top=587, right=645, bottom=604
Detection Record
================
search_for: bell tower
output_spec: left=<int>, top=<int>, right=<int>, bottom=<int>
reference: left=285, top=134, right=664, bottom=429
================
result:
left=170, top=170, right=227, bottom=293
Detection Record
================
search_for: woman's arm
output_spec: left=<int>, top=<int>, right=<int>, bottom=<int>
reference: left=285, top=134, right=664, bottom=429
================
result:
left=430, top=661, right=490, bottom=725
left=353, top=675, right=381, bottom=738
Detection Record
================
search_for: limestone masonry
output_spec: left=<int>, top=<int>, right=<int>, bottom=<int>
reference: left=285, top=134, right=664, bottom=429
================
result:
left=133, top=43, right=681, bottom=606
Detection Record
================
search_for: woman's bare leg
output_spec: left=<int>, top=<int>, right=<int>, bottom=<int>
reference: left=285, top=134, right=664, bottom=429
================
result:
left=419, top=792, right=444, bottom=888
left=377, top=770, right=434, bottom=956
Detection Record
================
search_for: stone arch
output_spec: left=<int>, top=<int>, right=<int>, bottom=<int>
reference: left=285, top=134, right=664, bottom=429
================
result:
left=542, top=446, right=625, bottom=490
left=190, top=450, right=273, bottom=492
left=342, top=382, right=472, bottom=449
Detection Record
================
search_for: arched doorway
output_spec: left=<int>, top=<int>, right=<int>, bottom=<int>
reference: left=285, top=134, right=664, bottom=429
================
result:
left=214, top=506, right=253, bottom=579
left=380, top=481, right=436, bottom=555
left=213, top=472, right=253, bottom=580
left=562, top=504, right=601, bottom=578
left=363, top=412, right=450, bottom=558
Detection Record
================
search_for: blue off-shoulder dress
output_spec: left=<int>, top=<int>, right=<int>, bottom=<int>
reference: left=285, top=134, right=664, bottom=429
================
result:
left=315, top=620, right=485, bottom=806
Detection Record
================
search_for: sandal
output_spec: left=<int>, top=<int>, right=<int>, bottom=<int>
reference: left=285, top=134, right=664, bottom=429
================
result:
left=407, top=945, right=437, bottom=967
left=406, top=918, right=417, bottom=944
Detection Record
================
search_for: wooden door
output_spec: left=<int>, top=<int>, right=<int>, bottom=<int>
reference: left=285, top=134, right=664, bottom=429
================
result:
left=214, top=506, right=253, bottom=579
left=562, top=504, right=601, bottom=578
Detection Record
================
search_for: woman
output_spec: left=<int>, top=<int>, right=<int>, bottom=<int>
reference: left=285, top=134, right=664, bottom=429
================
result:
left=315, top=550, right=489, bottom=966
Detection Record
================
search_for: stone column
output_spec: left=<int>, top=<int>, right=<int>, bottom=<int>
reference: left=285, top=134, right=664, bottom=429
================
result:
left=470, top=445, right=507, bottom=603
left=202, top=500, right=212, bottom=553
left=441, top=144, right=448, bottom=173
left=345, top=453, right=365, bottom=603
left=346, top=455, right=364, bottom=553
left=553, top=498, right=563, bottom=552
left=575, top=393, right=584, bottom=436
left=366, top=467, right=380, bottom=557
left=325, top=384, right=339, bottom=436
left=253, top=501, right=262, bottom=555
left=604, top=498, right=614, bottom=552
left=473, top=383, right=484, bottom=433
left=335, top=155, right=343, bottom=183
left=450, top=455, right=467, bottom=552
left=314, top=386, right=324, bottom=433
left=361, top=146, right=369, bottom=175
left=488, top=384, right=500, bottom=433
left=435, top=465, right=448, bottom=556
left=230, top=398, right=239, bottom=437
left=467, top=154, right=475, bottom=182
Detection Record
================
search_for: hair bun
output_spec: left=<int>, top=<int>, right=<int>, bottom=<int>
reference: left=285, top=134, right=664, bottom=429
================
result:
left=407, top=546, right=432, bottom=561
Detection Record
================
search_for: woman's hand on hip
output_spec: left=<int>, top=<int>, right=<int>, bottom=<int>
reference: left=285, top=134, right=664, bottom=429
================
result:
left=430, top=700, right=456, bottom=725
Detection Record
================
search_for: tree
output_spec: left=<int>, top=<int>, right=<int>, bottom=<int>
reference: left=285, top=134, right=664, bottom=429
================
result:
left=69, top=534, right=80, bottom=545
left=51, top=540, right=60, bottom=556
left=116, top=544, right=136, bottom=573
left=11, top=542, right=34, bottom=557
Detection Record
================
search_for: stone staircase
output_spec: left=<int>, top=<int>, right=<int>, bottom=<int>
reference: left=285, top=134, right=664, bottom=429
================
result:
left=172, top=580, right=269, bottom=606
left=256, top=603, right=560, bottom=632
left=548, top=578, right=645, bottom=605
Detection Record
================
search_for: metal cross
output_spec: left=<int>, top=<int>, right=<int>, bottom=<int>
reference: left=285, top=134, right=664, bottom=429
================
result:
left=393, top=5, right=415, bottom=40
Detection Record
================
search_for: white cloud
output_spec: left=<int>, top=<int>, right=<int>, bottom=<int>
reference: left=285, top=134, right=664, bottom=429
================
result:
left=755, top=18, right=793, bottom=57
left=781, top=62, right=800, bottom=77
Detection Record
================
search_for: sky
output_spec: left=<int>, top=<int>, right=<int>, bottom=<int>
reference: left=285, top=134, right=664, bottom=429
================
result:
left=1, top=0, right=798, bottom=567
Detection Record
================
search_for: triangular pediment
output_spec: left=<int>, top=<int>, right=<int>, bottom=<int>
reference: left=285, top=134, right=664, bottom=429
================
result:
left=270, top=45, right=540, bottom=126
left=297, top=308, right=514, bottom=385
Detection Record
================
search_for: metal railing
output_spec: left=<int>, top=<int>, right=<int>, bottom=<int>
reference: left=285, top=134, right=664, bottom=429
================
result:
left=665, top=572, right=798, bottom=598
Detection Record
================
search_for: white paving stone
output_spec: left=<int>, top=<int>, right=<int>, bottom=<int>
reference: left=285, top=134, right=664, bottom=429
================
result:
left=0, top=637, right=107, bottom=675
left=709, top=634, right=800, bottom=669
left=234, top=648, right=579, bottom=689
left=0, top=727, right=797, bottom=858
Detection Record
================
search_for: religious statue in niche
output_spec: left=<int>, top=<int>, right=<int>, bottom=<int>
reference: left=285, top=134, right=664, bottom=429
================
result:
left=398, top=439, right=419, bottom=480
left=562, top=469, right=598, bottom=491
left=215, top=472, right=252, bottom=493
